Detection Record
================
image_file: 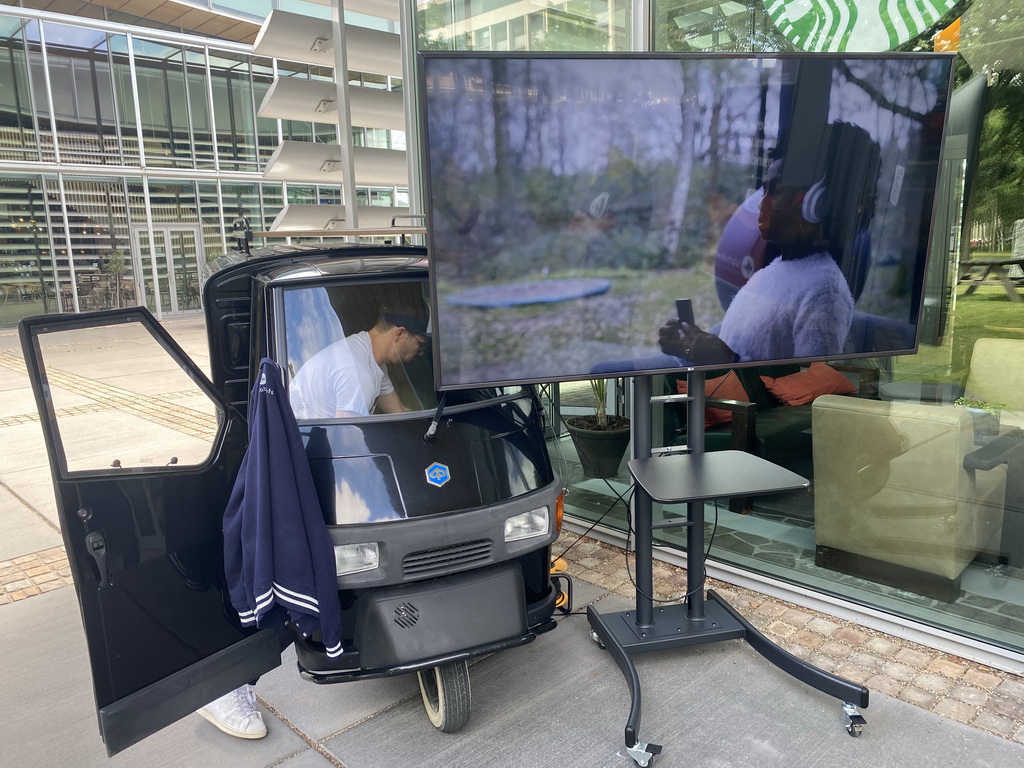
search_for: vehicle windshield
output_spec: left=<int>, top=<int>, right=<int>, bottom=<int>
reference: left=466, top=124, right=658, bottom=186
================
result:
left=282, top=279, right=440, bottom=420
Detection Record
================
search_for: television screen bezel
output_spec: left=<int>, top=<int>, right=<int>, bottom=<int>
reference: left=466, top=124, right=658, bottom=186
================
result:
left=416, top=50, right=957, bottom=392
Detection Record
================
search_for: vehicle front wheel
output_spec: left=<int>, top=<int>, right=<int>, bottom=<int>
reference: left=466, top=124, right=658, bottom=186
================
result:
left=416, top=660, right=471, bottom=733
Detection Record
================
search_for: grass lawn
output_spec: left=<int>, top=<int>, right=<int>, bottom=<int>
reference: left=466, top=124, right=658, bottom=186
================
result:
left=893, top=283, right=1024, bottom=384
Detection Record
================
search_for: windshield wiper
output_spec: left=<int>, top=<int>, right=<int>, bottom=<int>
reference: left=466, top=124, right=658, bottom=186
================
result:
left=423, top=391, right=448, bottom=444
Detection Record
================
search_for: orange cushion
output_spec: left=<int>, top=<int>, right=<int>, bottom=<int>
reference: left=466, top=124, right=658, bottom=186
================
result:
left=759, top=362, right=856, bottom=406
left=676, top=370, right=750, bottom=427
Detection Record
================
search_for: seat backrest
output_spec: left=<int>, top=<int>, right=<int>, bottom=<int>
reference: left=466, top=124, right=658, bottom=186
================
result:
left=964, top=338, right=1024, bottom=414
left=844, top=310, right=915, bottom=355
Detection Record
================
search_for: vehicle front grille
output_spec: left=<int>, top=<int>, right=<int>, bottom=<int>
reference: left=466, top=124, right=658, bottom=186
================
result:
left=402, top=539, right=492, bottom=578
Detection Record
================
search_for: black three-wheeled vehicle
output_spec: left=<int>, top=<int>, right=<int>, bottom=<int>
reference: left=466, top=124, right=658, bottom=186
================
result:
left=20, top=243, right=565, bottom=756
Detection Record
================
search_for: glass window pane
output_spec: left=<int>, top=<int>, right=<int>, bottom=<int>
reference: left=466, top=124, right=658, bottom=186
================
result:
left=0, top=20, right=39, bottom=163
left=37, top=322, right=219, bottom=472
left=653, top=0, right=791, bottom=52
left=417, top=0, right=632, bottom=51
left=131, top=39, right=192, bottom=168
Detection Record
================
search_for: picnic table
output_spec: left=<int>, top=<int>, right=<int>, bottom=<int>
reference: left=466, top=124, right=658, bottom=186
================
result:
left=959, top=256, right=1024, bottom=303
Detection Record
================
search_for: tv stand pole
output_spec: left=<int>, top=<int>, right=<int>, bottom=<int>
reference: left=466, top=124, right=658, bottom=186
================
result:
left=586, top=372, right=869, bottom=767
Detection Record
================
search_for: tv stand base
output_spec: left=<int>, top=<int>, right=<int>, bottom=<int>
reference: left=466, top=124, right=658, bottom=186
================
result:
left=587, top=590, right=869, bottom=766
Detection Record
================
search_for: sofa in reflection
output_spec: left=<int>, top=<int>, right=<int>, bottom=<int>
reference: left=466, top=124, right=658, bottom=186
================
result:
left=811, top=395, right=1008, bottom=602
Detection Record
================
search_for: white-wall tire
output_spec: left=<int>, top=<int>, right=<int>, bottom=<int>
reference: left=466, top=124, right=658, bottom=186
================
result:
left=416, top=660, right=471, bottom=732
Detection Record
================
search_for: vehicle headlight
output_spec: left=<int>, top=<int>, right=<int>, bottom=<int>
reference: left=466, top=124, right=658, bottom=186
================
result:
left=334, top=542, right=380, bottom=576
left=504, top=507, right=549, bottom=543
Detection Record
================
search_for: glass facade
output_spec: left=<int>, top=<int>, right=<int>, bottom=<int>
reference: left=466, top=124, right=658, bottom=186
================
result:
left=2, top=0, right=1022, bottom=665
left=0, top=6, right=408, bottom=324
left=414, top=0, right=1024, bottom=665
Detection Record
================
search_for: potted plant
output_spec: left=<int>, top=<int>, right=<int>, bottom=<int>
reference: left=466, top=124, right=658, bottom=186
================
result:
left=564, top=378, right=631, bottom=478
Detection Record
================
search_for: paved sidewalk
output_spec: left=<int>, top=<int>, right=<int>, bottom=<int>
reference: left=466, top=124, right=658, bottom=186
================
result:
left=2, top=316, right=1024, bottom=765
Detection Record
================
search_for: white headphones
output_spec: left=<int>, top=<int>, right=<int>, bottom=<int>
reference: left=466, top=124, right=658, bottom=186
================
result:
left=801, top=177, right=828, bottom=224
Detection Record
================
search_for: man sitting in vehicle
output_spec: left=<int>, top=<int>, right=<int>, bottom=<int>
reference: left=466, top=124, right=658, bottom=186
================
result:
left=289, top=308, right=430, bottom=419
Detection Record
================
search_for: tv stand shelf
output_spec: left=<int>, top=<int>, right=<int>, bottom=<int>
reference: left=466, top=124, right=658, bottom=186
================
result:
left=629, top=449, right=807, bottom=502
left=586, top=375, right=869, bottom=767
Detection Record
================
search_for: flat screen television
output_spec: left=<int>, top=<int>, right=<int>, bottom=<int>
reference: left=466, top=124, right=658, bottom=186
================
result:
left=417, top=52, right=956, bottom=390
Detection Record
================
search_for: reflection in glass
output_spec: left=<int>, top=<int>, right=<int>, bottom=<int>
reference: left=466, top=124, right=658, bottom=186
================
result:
left=39, top=323, right=218, bottom=472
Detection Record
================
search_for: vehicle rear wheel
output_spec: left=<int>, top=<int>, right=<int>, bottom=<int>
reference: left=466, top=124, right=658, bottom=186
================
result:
left=416, top=660, right=471, bottom=733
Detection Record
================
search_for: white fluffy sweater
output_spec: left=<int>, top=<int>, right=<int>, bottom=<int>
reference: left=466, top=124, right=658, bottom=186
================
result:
left=717, top=253, right=853, bottom=362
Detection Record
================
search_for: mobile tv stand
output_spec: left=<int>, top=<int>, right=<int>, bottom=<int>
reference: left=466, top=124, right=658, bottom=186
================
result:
left=586, top=373, right=869, bottom=767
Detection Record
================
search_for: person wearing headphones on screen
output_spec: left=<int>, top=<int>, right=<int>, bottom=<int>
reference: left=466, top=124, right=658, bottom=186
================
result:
left=659, top=122, right=878, bottom=366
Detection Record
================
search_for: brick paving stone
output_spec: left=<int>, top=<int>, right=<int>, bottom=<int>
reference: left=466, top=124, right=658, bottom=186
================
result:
left=912, top=672, right=955, bottom=695
left=746, top=614, right=771, bottom=631
left=767, top=620, right=796, bottom=639
left=864, top=636, right=901, bottom=657
left=809, top=654, right=840, bottom=673
left=790, top=629, right=824, bottom=649
left=848, top=651, right=885, bottom=670
left=0, top=592, right=11, bottom=605
left=1013, top=725, right=1024, bottom=746
left=895, top=647, right=934, bottom=668
left=806, top=617, right=839, bottom=636
left=899, top=686, right=937, bottom=709
left=13, top=554, right=38, bottom=565
left=865, top=674, right=904, bottom=697
left=819, top=641, right=853, bottom=659
left=988, top=695, right=1024, bottom=721
left=781, top=641, right=813, bottom=661
left=934, top=698, right=977, bottom=723
left=10, top=586, right=40, bottom=600
left=652, top=565, right=674, bottom=580
left=780, top=608, right=812, bottom=626
left=5, top=578, right=33, bottom=592
left=37, top=581, right=65, bottom=593
left=974, top=710, right=1015, bottom=737
left=950, top=684, right=990, bottom=707
left=881, top=662, right=918, bottom=682
left=927, top=657, right=968, bottom=679
left=31, top=571, right=60, bottom=584
left=963, top=667, right=1003, bottom=690
left=754, top=601, right=788, bottom=619
left=834, top=626, right=868, bottom=646
left=668, top=572, right=688, bottom=587
left=997, top=677, right=1024, bottom=704
left=834, top=662, right=872, bottom=684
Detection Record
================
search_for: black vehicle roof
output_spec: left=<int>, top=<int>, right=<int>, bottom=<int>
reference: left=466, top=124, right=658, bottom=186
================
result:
left=202, top=242, right=428, bottom=410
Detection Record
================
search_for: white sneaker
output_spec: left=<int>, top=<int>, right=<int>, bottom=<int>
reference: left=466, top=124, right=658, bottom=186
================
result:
left=197, top=684, right=267, bottom=739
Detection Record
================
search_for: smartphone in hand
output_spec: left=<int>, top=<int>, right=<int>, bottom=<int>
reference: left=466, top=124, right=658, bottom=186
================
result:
left=676, top=298, right=694, bottom=326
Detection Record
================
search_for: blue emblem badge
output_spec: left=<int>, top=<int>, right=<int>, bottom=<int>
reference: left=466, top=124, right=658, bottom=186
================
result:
left=425, top=462, right=450, bottom=487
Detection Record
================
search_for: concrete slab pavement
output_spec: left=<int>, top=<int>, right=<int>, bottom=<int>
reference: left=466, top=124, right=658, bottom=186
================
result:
left=4, top=571, right=1024, bottom=767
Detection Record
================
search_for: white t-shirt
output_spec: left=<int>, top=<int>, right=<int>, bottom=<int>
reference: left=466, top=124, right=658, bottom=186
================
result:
left=289, top=331, right=394, bottom=419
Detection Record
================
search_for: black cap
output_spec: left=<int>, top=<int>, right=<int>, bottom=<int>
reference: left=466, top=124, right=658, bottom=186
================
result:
left=382, top=312, right=430, bottom=337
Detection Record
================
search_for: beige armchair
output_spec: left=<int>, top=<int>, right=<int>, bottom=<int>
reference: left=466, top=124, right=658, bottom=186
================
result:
left=811, top=395, right=1007, bottom=601
left=962, top=337, right=1024, bottom=430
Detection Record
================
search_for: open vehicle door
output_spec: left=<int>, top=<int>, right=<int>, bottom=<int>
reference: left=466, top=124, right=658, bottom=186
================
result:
left=19, top=308, right=281, bottom=756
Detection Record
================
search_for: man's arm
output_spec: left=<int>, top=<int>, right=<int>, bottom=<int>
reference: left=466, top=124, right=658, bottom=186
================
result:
left=374, top=390, right=409, bottom=414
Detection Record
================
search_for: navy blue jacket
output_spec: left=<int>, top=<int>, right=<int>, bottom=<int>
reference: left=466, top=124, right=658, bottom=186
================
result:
left=223, top=358, right=343, bottom=657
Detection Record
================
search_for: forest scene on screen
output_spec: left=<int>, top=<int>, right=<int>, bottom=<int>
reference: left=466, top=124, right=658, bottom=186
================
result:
left=423, top=54, right=954, bottom=387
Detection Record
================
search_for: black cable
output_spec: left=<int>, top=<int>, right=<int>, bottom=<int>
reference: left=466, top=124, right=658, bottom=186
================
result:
left=623, top=497, right=721, bottom=605
left=556, top=482, right=634, bottom=562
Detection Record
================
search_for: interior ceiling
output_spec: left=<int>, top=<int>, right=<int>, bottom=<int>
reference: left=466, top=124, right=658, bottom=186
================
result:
left=16, top=0, right=261, bottom=44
